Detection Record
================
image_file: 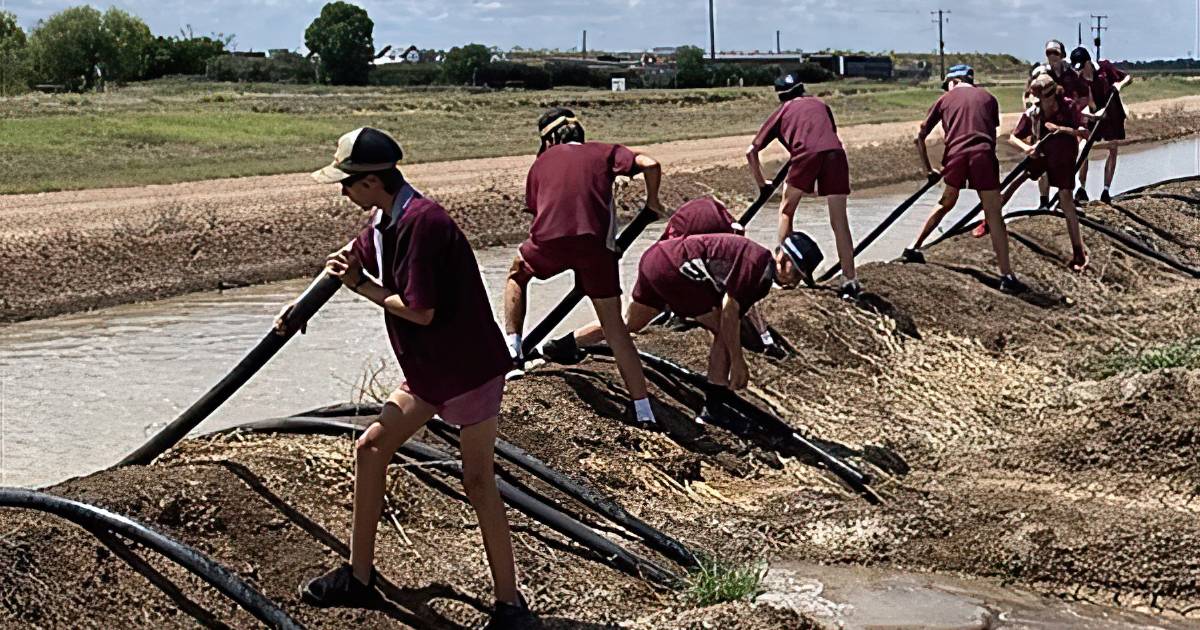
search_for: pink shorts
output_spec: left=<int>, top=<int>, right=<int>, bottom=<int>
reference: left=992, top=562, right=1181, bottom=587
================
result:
left=402, top=374, right=504, bottom=427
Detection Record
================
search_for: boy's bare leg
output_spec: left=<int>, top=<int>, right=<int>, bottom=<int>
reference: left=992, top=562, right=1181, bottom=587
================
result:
left=1104, top=145, right=1119, bottom=189
left=350, top=389, right=436, bottom=584
left=1002, top=174, right=1028, bottom=206
left=459, top=417, right=520, bottom=605
left=694, top=310, right=727, bottom=386
left=574, top=302, right=660, bottom=347
left=827, top=194, right=856, bottom=281
left=1078, top=143, right=1090, bottom=189
left=979, top=189, right=1013, bottom=276
left=1058, top=190, right=1087, bottom=263
left=910, top=186, right=961, bottom=249
left=503, top=257, right=531, bottom=356
left=592, top=296, right=649, bottom=400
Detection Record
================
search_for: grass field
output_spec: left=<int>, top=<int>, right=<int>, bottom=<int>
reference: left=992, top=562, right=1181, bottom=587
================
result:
left=1, top=76, right=1197, bottom=194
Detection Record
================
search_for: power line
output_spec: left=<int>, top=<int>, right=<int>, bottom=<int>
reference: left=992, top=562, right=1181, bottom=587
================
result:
left=931, top=9, right=950, bottom=79
left=1091, top=14, right=1108, bottom=60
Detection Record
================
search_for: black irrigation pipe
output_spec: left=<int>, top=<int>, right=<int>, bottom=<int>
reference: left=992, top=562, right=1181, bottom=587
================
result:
left=580, top=346, right=879, bottom=503
left=520, top=162, right=791, bottom=358
left=1115, top=192, right=1200, bottom=206
left=279, top=403, right=698, bottom=569
left=961, top=208, right=1200, bottom=278
left=424, top=420, right=699, bottom=569
left=0, top=488, right=303, bottom=630
left=120, top=272, right=344, bottom=467
left=816, top=173, right=943, bottom=282
left=233, top=418, right=683, bottom=589
left=926, top=158, right=1031, bottom=248
left=1115, top=174, right=1200, bottom=198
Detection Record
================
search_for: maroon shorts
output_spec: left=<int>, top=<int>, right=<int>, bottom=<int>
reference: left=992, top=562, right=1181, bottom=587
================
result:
left=1026, top=154, right=1077, bottom=190
left=941, top=151, right=1000, bottom=191
left=402, top=374, right=504, bottom=427
left=785, top=149, right=851, bottom=196
left=518, top=235, right=621, bottom=299
left=1091, top=115, right=1126, bottom=142
left=631, top=248, right=773, bottom=319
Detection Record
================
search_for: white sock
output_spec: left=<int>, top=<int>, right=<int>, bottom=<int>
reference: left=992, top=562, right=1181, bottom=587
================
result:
left=760, top=330, right=775, bottom=346
left=507, top=333, right=522, bottom=359
left=1103, top=186, right=1110, bottom=192
left=633, top=397, right=655, bottom=422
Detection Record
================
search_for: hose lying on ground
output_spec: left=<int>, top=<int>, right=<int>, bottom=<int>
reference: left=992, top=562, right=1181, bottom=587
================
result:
left=579, top=346, right=880, bottom=504
left=1114, top=192, right=1200, bottom=206
left=283, top=403, right=698, bottom=569
left=520, top=162, right=791, bottom=358
left=120, top=273, right=344, bottom=467
left=233, top=417, right=683, bottom=589
left=1114, top=174, right=1200, bottom=198
left=0, top=488, right=303, bottom=630
left=816, top=174, right=943, bottom=283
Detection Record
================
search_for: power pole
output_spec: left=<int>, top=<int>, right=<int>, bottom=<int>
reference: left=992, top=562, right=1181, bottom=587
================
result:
left=582, top=30, right=587, bottom=58
left=930, top=10, right=950, bottom=79
left=708, top=0, right=716, bottom=60
left=776, top=30, right=781, bottom=54
left=1078, top=22, right=1083, bottom=47
left=1091, top=14, right=1108, bottom=60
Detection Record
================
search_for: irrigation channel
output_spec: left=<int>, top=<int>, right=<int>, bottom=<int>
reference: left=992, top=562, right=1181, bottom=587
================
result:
left=1, top=137, right=1198, bottom=489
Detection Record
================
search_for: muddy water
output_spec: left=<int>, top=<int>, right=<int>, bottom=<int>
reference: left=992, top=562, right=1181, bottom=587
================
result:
left=1, top=138, right=1197, bottom=489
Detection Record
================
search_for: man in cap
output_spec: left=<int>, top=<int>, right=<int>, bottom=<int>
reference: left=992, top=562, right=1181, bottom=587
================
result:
left=505, top=107, right=664, bottom=424
left=746, top=71, right=860, bottom=299
left=904, top=65, right=1026, bottom=294
left=538, top=231, right=817, bottom=402
left=276, top=128, right=533, bottom=628
left=540, top=196, right=785, bottom=364
left=1008, top=74, right=1090, bottom=270
left=1071, top=46, right=1132, bottom=203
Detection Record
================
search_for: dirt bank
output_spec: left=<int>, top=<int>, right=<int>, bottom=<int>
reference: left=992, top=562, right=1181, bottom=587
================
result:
left=3, top=96, right=1200, bottom=323
left=2, top=180, right=1198, bottom=628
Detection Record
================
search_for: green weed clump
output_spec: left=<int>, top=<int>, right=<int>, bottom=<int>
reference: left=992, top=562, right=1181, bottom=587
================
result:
left=1091, top=339, right=1200, bottom=378
left=684, top=557, right=766, bottom=606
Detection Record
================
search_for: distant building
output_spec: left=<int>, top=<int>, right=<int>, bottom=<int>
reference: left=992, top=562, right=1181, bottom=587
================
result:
left=806, top=54, right=893, bottom=79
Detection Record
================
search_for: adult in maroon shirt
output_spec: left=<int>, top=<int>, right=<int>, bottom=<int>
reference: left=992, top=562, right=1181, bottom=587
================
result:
left=906, top=65, right=1026, bottom=294
left=557, top=233, right=789, bottom=393
left=1072, top=46, right=1133, bottom=203
left=274, top=127, right=532, bottom=626
left=1007, top=75, right=1090, bottom=270
left=746, top=71, right=860, bottom=299
left=505, top=107, right=664, bottom=424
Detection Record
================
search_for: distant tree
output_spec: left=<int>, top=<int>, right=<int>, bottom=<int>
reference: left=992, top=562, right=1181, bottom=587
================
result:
left=0, top=11, right=31, bottom=94
left=304, top=2, right=374, bottom=85
left=28, top=6, right=152, bottom=90
left=443, top=43, right=491, bottom=84
left=99, top=7, right=153, bottom=82
left=145, top=28, right=230, bottom=78
left=675, top=45, right=710, bottom=88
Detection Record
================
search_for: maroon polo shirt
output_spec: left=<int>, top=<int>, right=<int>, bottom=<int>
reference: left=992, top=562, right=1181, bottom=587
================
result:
left=920, top=86, right=1000, bottom=162
left=661, top=197, right=738, bottom=240
left=351, top=197, right=510, bottom=405
left=525, top=142, right=639, bottom=249
left=1013, top=97, right=1086, bottom=166
left=751, top=97, right=844, bottom=165
left=1086, top=60, right=1128, bottom=118
left=1048, top=63, right=1091, bottom=103
left=632, top=233, right=773, bottom=318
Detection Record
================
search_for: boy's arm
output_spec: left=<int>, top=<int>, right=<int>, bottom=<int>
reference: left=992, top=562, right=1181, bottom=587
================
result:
left=631, top=151, right=664, bottom=215
left=355, top=280, right=435, bottom=326
left=718, top=295, right=749, bottom=389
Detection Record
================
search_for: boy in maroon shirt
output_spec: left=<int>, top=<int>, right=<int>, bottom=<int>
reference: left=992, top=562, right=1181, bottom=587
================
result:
left=1071, top=46, right=1133, bottom=203
left=746, top=71, right=860, bottom=299
left=905, top=65, right=1026, bottom=294
left=1008, top=74, right=1090, bottom=270
left=505, top=108, right=664, bottom=424
left=275, top=128, right=531, bottom=628
left=543, top=232, right=813, bottom=396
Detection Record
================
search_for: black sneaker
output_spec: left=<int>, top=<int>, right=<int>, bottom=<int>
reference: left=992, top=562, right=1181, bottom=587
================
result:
left=999, top=274, right=1029, bottom=295
left=1100, top=189, right=1112, bottom=204
left=300, top=564, right=380, bottom=608
left=1074, top=187, right=1089, bottom=204
left=1037, top=196, right=1051, bottom=210
left=540, top=333, right=584, bottom=365
left=762, top=342, right=787, bottom=360
left=484, top=596, right=538, bottom=630
left=505, top=357, right=525, bottom=381
left=839, top=279, right=862, bottom=300
left=900, top=248, right=926, bottom=264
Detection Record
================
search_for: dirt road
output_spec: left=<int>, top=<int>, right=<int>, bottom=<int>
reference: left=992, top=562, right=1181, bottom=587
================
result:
left=3, top=95, right=1200, bottom=322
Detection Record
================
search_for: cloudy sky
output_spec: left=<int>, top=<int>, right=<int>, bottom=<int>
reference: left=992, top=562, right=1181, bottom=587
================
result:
left=2, top=0, right=1195, bottom=61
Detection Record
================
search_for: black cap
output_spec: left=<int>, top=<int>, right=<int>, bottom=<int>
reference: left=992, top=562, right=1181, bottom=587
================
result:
left=774, top=72, right=806, bottom=99
left=538, top=107, right=578, bottom=138
left=1070, top=46, right=1092, bottom=71
left=780, top=231, right=823, bottom=283
left=312, top=127, right=404, bottom=184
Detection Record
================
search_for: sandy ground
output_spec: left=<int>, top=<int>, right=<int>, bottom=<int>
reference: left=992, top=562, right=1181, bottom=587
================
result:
left=3, top=95, right=1200, bottom=323
left=2, top=180, right=1199, bottom=628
